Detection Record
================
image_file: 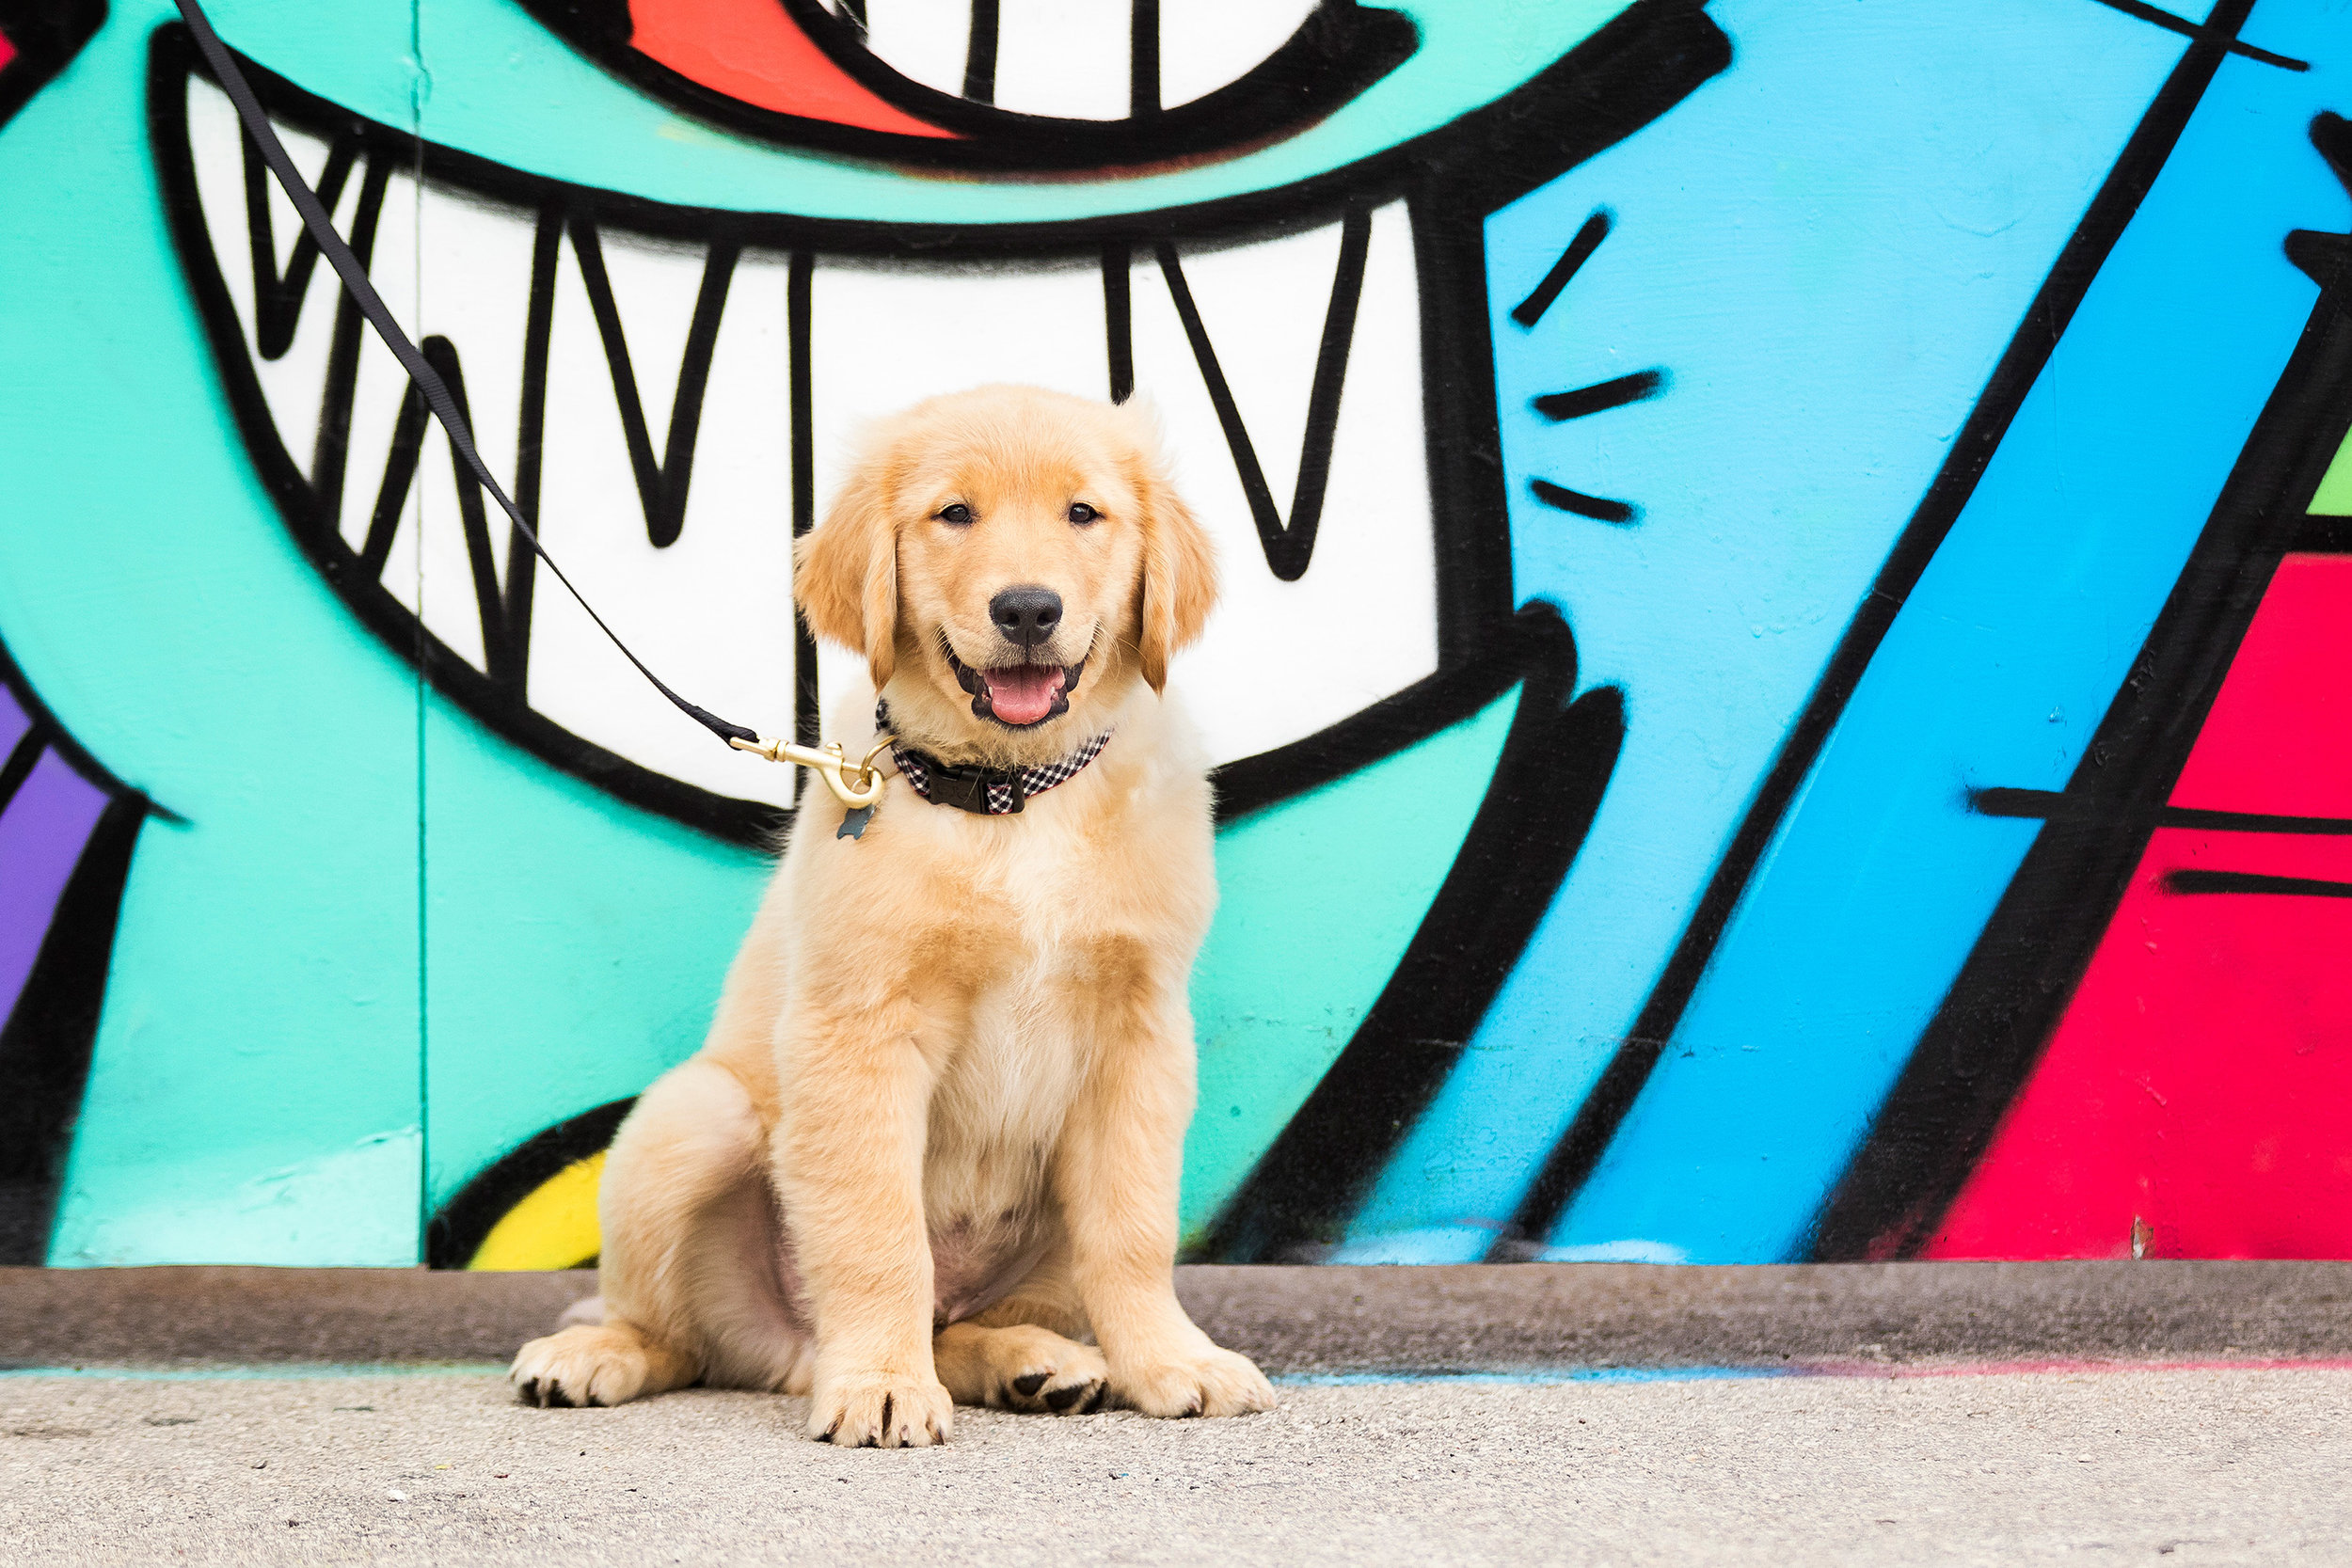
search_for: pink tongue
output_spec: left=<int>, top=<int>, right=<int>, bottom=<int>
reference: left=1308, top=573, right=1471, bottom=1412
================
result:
left=985, top=665, right=1065, bottom=724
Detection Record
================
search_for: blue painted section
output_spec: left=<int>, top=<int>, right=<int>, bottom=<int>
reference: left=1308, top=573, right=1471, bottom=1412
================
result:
left=1339, top=0, right=2189, bottom=1261
left=1550, top=5, right=2352, bottom=1263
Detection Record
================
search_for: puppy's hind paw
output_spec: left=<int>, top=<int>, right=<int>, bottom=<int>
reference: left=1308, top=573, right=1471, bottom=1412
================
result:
left=991, top=1327, right=1110, bottom=1415
left=510, top=1324, right=668, bottom=1410
left=808, top=1374, right=953, bottom=1448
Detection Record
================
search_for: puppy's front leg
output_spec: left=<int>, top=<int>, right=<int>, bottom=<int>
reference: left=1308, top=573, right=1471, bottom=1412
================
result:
left=1057, top=977, right=1275, bottom=1418
left=774, top=994, right=953, bottom=1448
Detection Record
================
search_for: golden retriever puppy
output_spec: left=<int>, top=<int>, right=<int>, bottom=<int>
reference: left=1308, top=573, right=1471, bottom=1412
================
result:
left=509, top=384, right=1274, bottom=1446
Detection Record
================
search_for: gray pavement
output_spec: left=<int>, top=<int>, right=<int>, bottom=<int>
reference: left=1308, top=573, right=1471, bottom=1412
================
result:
left=6, top=1262, right=2352, bottom=1564
left=8, top=1259, right=2352, bottom=1371
left=4, top=1363, right=2348, bottom=1565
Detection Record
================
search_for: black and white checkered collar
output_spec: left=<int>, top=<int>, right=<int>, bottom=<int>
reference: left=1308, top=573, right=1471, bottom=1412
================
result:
left=875, top=703, right=1113, bottom=816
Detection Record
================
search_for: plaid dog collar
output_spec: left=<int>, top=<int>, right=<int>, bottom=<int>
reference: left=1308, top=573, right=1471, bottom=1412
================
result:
left=877, top=704, right=1113, bottom=816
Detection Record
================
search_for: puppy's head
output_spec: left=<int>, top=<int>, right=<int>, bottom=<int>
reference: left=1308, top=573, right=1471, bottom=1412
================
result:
left=797, top=385, right=1216, bottom=759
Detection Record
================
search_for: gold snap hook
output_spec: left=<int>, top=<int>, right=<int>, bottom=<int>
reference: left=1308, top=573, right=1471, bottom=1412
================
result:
left=728, top=734, right=889, bottom=809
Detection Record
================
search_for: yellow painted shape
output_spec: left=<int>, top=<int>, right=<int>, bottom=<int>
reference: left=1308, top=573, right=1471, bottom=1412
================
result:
left=468, top=1151, right=605, bottom=1271
left=2312, top=422, right=2352, bottom=516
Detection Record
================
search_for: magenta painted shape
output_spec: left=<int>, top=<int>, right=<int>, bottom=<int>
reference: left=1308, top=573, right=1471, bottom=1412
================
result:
left=0, top=29, right=17, bottom=74
left=1929, top=826, right=2352, bottom=1260
left=0, top=750, right=110, bottom=1031
left=2169, top=554, right=2352, bottom=818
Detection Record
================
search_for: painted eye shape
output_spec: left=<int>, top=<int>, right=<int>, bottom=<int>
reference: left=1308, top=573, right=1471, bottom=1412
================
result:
left=938, top=502, right=974, bottom=526
left=1068, top=502, right=1099, bottom=525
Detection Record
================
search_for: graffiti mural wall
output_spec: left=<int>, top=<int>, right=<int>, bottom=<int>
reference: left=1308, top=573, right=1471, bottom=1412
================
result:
left=1, top=0, right=2347, bottom=1269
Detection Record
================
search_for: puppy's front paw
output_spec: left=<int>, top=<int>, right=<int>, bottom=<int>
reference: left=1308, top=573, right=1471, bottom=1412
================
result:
left=809, top=1374, right=953, bottom=1448
left=1113, top=1346, right=1276, bottom=1418
left=511, top=1324, right=653, bottom=1409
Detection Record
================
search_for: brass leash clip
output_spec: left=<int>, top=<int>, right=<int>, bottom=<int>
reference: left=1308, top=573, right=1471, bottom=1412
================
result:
left=728, top=735, right=893, bottom=809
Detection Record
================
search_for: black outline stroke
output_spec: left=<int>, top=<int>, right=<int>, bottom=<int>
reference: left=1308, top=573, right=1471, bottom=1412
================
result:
left=425, top=1097, right=635, bottom=1268
left=1494, top=1, right=2273, bottom=1259
left=1198, top=606, right=1626, bottom=1260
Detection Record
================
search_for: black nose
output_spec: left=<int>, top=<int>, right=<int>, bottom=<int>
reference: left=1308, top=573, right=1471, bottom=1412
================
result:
left=989, top=586, right=1063, bottom=650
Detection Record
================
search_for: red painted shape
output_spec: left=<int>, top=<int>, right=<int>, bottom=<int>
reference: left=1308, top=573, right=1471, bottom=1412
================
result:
left=1928, top=827, right=2352, bottom=1259
left=0, top=27, right=17, bottom=72
left=2169, top=554, right=2352, bottom=818
left=628, top=0, right=954, bottom=138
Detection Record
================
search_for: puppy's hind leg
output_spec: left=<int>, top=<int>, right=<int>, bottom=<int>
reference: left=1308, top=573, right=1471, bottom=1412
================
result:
left=512, top=1057, right=784, bottom=1409
left=933, top=1323, right=1109, bottom=1414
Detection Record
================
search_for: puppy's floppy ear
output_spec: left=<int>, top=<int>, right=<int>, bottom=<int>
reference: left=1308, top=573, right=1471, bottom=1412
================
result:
left=1134, top=448, right=1218, bottom=695
left=796, top=443, right=900, bottom=691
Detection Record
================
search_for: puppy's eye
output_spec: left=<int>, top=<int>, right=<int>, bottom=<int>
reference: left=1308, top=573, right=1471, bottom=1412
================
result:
left=938, top=503, right=974, bottom=526
left=1067, top=502, right=1098, bottom=525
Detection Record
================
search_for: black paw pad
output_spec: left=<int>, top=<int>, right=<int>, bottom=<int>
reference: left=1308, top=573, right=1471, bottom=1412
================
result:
left=1011, top=1372, right=1049, bottom=1398
left=1043, top=1382, right=1091, bottom=1412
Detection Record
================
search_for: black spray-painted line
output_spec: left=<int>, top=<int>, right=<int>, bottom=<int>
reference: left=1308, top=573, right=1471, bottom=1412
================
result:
left=1200, top=607, right=1625, bottom=1262
left=1129, top=0, right=1160, bottom=120
left=1101, top=243, right=1136, bottom=404
left=1972, top=786, right=2352, bottom=837
left=2083, top=0, right=2309, bottom=71
left=2165, top=869, right=2352, bottom=896
left=1510, top=210, right=1611, bottom=329
left=961, top=0, right=1000, bottom=105
left=1808, top=108, right=2352, bottom=1262
left=1534, top=370, right=1665, bottom=422
left=425, top=1098, right=636, bottom=1269
left=0, top=728, right=41, bottom=818
left=1494, top=0, right=2271, bottom=1260
left=1531, top=479, right=1638, bottom=525
left=1152, top=207, right=1370, bottom=582
left=789, top=250, right=821, bottom=786
left=569, top=222, right=739, bottom=551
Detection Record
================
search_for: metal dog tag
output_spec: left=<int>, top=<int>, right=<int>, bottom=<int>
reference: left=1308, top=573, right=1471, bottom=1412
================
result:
left=837, top=805, right=875, bottom=840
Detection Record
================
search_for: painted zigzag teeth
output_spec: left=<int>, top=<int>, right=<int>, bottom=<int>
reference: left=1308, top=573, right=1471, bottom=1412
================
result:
left=832, top=0, right=1323, bottom=119
left=182, top=68, right=1439, bottom=811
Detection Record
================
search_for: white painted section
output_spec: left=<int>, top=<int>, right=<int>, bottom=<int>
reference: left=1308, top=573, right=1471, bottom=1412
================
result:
left=859, top=0, right=975, bottom=100
left=1135, top=200, right=1438, bottom=765
left=529, top=225, right=799, bottom=809
left=993, top=0, right=1131, bottom=120
left=1157, top=0, right=1317, bottom=109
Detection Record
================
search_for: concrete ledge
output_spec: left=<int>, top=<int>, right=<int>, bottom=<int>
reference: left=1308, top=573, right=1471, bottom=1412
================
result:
left=4, top=1261, right=2349, bottom=1371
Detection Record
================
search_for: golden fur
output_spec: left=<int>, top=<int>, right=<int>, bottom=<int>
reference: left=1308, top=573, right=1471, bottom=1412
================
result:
left=509, top=385, right=1272, bottom=1446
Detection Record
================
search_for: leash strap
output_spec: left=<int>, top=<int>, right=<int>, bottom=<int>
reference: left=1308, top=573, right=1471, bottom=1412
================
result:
left=172, top=0, right=760, bottom=751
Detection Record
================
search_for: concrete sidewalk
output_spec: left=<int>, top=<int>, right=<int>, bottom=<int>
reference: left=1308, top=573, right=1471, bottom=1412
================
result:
left=4, top=1362, right=2346, bottom=1565
left=5, top=1263, right=2350, bottom=1564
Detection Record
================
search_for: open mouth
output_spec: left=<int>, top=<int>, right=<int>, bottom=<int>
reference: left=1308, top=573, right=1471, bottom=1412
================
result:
left=153, top=26, right=1450, bottom=843
left=514, top=0, right=1416, bottom=170
left=946, top=646, right=1086, bottom=729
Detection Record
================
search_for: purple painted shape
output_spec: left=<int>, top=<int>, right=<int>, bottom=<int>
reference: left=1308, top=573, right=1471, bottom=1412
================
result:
left=0, top=750, right=110, bottom=1030
left=0, top=685, right=29, bottom=761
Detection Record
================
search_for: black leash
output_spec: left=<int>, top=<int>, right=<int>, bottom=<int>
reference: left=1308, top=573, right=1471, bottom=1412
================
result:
left=173, top=0, right=760, bottom=752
